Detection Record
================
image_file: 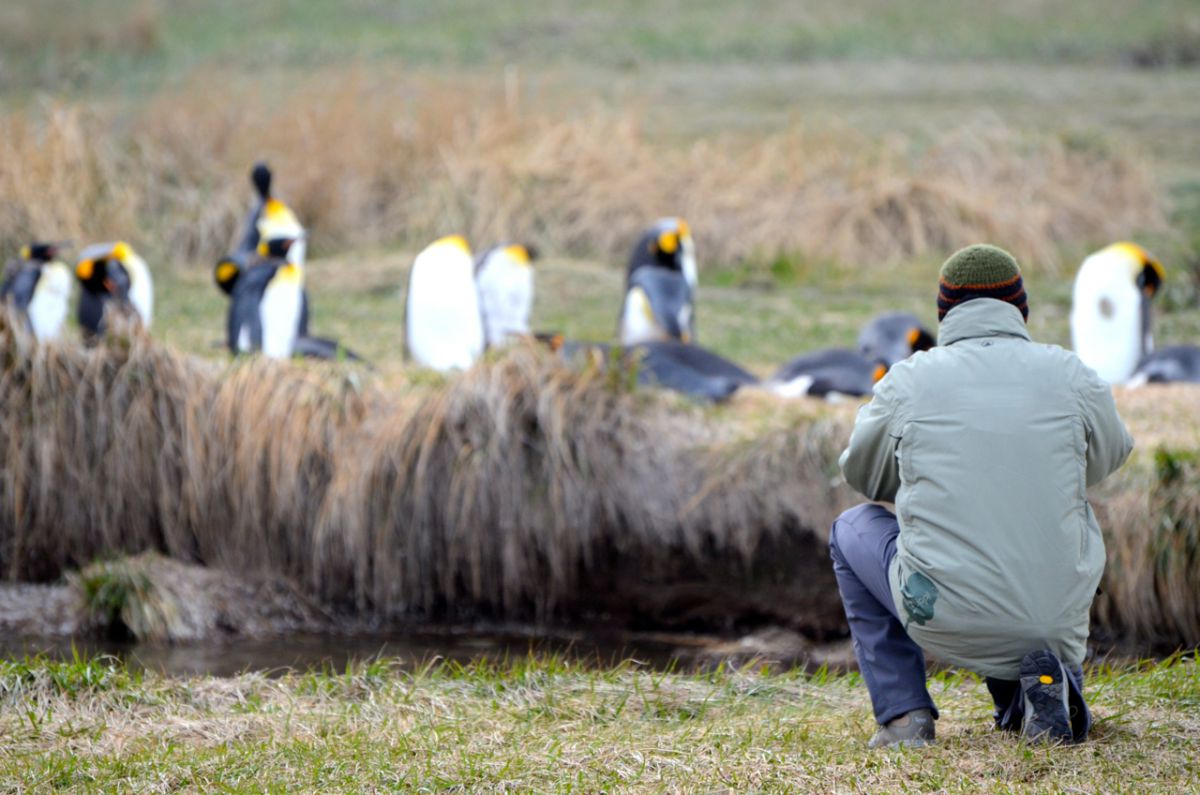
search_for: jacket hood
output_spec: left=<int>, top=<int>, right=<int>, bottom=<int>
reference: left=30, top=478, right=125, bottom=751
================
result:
left=937, top=298, right=1030, bottom=347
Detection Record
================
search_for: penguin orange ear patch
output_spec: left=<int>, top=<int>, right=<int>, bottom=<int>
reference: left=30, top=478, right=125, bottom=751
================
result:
left=872, top=364, right=887, bottom=383
left=657, top=231, right=679, bottom=255
left=111, top=241, right=131, bottom=261
left=215, top=261, right=240, bottom=285
left=76, top=260, right=94, bottom=281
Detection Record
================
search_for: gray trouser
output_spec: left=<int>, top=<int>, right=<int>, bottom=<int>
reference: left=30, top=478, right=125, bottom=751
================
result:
left=829, top=503, right=937, bottom=725
left=830, top=503, right=1091, bottom=738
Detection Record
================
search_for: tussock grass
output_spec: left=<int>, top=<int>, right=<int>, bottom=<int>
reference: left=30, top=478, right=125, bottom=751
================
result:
left=0, top=653, right=1197, bottom=791
left=3, top=312, right=1199, bottom=648
left=0, top=75, right=1166, bottom=272
left=0, top=315, right=853, bottom=636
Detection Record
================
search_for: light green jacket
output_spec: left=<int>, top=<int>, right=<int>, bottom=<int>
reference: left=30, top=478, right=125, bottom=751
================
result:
left=839, top=299, right=1133, bottom=678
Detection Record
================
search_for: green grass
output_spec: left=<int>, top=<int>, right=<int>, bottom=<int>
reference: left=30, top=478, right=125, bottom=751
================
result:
left=0, top=653, right=1197, bottom=791
left=5, top=0, right=1200, bottom=98
left=151, top=247, right=1200, bottom=375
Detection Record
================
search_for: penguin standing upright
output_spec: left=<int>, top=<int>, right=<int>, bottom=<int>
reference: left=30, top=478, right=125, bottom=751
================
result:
left=618, top=267, right=694, bottom=346
left=405, top=235, right=485, bottom=371
left=1070, top=242, right=1164, bottom=383
left=215, top=162, right=362, bottom=360
left=75, top=241, right=153, bottom=338
left=625, top=218, right=697, bottom=341
left=475, top=243, right=537, bottom=347
left=226, top=236, right=306, bottom=359
left=1, top=243, right=73, bottom=341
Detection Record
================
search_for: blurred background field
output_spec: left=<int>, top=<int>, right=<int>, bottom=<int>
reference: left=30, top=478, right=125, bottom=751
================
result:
left=2, top=0, right=1200, bottom=371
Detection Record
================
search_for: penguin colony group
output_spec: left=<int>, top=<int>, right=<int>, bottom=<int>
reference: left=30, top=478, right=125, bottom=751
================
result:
left=3, top=162, right=1199, bottom=399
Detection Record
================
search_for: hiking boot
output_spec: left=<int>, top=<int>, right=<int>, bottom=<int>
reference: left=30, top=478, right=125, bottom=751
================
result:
left=867, top=709, right=936, bottom=749
left=1019, top=650, right=1073, bottom=745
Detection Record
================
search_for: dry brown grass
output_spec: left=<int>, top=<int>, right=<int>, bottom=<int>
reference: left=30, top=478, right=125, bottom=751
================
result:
left=2, top=314, right=1197, bottom=648
left=0, top=315, right=852, bottom=637
left=0, top=72, right=1167, bottom=271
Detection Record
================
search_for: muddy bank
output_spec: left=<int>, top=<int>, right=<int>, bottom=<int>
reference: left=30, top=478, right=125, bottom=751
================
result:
left=0, top=553, right=854, bottom=675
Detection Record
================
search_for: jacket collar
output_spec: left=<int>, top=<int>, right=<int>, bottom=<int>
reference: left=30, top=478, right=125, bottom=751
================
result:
left=937, top=298, right=1031, bottom=346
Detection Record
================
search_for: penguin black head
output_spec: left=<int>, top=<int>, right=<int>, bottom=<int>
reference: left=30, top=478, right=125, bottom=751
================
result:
left=22, top=242, right=63, bottom=263
left=251, top=161, right=272, bottom=201
left=214, top=253, right=245, bottom=295
left=871, top=359, right=890, bottom=385
left=1136, top=256, right=1165, bottom=298
left=648, top=222, right=688, bottom=272
left=75, top=255, right=129, bottom=298
left=257, top=237, right=297, bottom=259
left=906, top=326, right=936, bottom=354
left=628, top=218, right=691, bottom=279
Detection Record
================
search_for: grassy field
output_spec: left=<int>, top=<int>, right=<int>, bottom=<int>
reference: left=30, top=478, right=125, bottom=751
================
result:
left=0, top=654, right=1197, bottom=791
left=4, top=5, right=1200, bottom=791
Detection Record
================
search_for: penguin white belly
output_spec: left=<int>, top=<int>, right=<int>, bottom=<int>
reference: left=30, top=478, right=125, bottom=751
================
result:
left=478, top=263, right=533, bottom=346
left=618, top=287, right=664, bottom=346
left=1070, top=262, right=1142, bottom=383
left=27, top=264, right=71, bottom=342
left=407, top=248, right=484, bottom=371
left=259, top=270, right=303, bottom=359
left=123, top=253, right=154, bottom=328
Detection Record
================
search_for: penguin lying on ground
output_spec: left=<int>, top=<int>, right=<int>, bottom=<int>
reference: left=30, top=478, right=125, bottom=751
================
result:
left=75, top=241, right=153, bottom=339
left=857, top=311, right=935, bottom=367
left=630, top=340, right=758, bottom=402
left=768, top=348, right=888, bottom=399
left=475, top=243, right=537, bottom=348
left=214, top=162, right=360, bottom=361
left=557, top=339, right=757, bottom=403
left=1131, top=345, right=1200, bottom=384
left=1, top=242, right=73, bottom=341
left=405, top=235, right=485, bottom=371
left=1070, top=241, right=1164, bottom=384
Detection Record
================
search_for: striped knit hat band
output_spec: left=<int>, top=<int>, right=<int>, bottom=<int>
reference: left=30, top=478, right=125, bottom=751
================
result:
left=937, top=244, right=1028, bottom=322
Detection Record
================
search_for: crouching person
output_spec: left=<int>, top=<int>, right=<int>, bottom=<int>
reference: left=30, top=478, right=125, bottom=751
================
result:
left=831, top=244, right=1133, bottom=748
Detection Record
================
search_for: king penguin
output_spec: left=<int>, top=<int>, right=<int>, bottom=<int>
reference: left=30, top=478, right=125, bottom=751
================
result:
left=1132, top=345, right=1200, bottom=384
left=226, top=236, right=306, bottom=359
left=627, top=217, right=697, bottom=291
left=75, top=241, right=153, bottom=338
left=1070, top=241, right=1164, bottom=383
left=625, top=218, right=697, bottom=341
left=630, top=340, right=758, bottom=402
left=1, top=242, right=73, bottom=342
left=215, top=162, right=310, bottom=334
left=618, top=266, right=694, bottom=346
left=405, top=235, right=485, bottom=371
left=857, top=311, right=935, bottom=367
left=768, top=348, right=889, bottom=399
left=475, top=243, right=537, bottom=347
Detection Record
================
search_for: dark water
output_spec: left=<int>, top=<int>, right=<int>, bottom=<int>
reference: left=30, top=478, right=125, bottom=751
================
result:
left=0, top=630, right=695, bottom=678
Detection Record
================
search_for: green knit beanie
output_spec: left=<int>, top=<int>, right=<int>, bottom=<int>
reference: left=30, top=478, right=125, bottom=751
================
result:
left=937, top=244, right=1028, bottom=321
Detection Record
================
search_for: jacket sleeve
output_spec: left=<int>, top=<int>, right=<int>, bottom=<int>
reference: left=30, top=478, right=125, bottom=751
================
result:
left=839, top=377, right=902, bottom=502
left=1078, top=366, right=1134, bottom=487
